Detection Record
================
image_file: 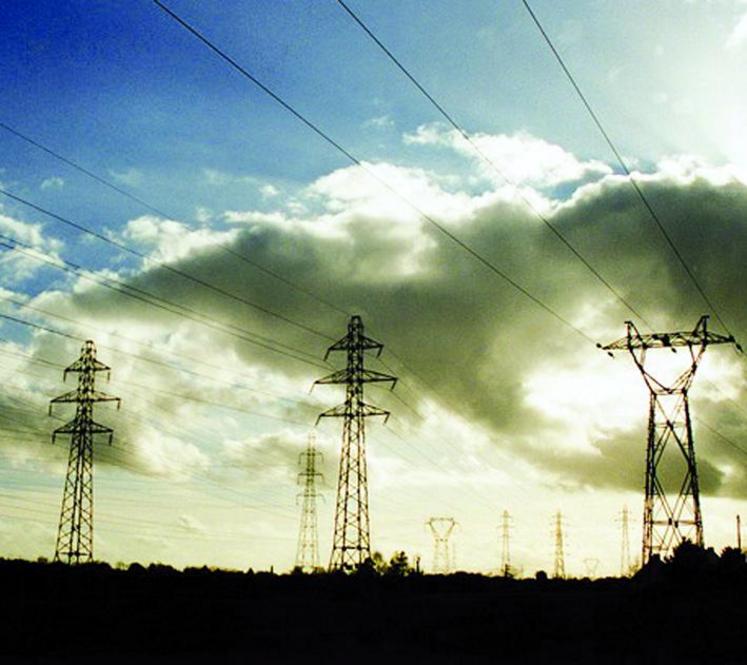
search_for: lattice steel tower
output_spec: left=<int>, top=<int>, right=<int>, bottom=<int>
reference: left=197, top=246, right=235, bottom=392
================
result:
left=49, top=340, right=120, bottom=564
left=295, top=432, right=323, bottom=572
left=314, top=315, right=397, bottom=570
left=500, top=510, right=511, bottom=576
left=619, top=505, right=631, bottom=576
left=553, top=511, right=566, bottom=579
left=603, top=316, right=738, bottom=564
left=426, top=517, right=458, bottom=574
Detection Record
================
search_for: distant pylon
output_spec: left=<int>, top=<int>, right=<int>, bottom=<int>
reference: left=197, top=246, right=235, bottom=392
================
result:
left=426, top=517, right=458, bottom=574
left=49, top=340, right=120, bottom=564
left=603, top=316, right=739, bottom=564
left=738, top=514, right=742, bottom=551
left=583, top=557, right=599, bottom=578
left=314, top=315, right=397, bottom=570
left=619, top=505, right=631, bottom=576
left=553, top=511, right=565, bottom=579
left=295, top=432, right=323, bottom=572
left=500, top=510, right=511, bottom=576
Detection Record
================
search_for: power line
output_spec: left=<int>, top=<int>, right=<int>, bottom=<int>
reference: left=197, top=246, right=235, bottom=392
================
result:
left=151, top=0, right=598, bottom=346
left=0, top=120, right=349, bottom=319
left=520, top=0, right=735, bottom=339
left=0, top=233, right=328, bottom=369
left=335, top=0, right=652, bottom=330
left=0, top=187, right=335, bottom=342
left=0, top=122, right=444, bottom=419
left=0, top=333, right=314, bottom=427
left=0, top=291, right=323, bottom=407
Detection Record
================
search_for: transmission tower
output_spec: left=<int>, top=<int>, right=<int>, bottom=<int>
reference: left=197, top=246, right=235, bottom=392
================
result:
left=49, top=340, right=120, bottom=564
left=618, top=505, right=632, bottom=576
left=314, top=315, right=397, bottom=570
left=583, top=558, right=599, bottom=578
left=426, top=517, right=458, bottom=574
left=499, top=509, right=512, bottom=576
left=553, top=511, right=565, bottom=579
left=738, top=514, right=742, bottom=551
left=295, top=432, right=323, bottom=572
left=603, top=316, right=738, bottom=565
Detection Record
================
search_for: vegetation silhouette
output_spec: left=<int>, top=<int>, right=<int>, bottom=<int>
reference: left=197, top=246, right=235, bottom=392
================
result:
left=1, top=543, right=745, bottom=664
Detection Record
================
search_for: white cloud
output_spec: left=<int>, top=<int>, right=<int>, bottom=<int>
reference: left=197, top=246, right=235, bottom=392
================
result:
left=0, top=210, right=64, bottom=283
left=195, top=206, right=213, bottom=224
left=108, top=167, right=143, bottom=187
left=40, top=177, right=64, bottom=191
left=363, top=114, right=395, bottom=129
left=121, top=215, right=238, bottom=263
left=726, top=11, right=747, bottom=49
left=404, top=123, right=612, bottom=188
left=260, top=184, right=279, bottom=199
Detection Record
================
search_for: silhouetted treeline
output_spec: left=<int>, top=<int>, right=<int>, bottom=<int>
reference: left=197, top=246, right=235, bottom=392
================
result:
left=2, top=543, right=746, bottom=664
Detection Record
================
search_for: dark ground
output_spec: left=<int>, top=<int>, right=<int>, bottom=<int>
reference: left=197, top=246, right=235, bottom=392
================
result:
left=2, top=544, right=746, bottom=664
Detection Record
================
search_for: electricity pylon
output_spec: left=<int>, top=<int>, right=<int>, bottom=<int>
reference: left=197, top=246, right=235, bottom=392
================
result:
left=295, top=432, right=323, bottom=572
left=314, top=315, right=397, bottom=570
left=49, top=340, right=120, bottom=564
left=499, top=510, right=512, bottom=576
left=553, top=511, right=565, bottom=579
left=583, top=558, right=599, bottom=578
left=603, top=315, right=739, bottom=565
left=426, top=517, right=458, bottom=574
left=737, top=514, right=742, bottom=551
left=618, top=505, right=632, bottom=576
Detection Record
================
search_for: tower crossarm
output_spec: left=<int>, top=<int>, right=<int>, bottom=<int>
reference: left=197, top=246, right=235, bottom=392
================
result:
left=62, top=359, right=112, bottom=378
left=314, top=367, right=397, bottom=387
left=322, top=315, right=385, bottom=360
left=53, top=418, right=114, bottom=443
left=49, top=389, right=122, bottom=409
left=602, top=315, right=739, bottom=352
left=316, top=401, right=390, bottom=424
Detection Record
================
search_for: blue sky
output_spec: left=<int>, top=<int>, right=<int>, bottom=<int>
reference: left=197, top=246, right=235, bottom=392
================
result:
left=1, top=0, right=747, bottom=574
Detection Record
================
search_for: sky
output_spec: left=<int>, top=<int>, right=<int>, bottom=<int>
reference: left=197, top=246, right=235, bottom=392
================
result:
left=0, top=0, right=746, bottom=576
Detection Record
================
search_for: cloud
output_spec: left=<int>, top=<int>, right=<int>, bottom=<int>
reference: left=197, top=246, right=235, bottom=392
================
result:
left=363, top=115, right=395, bottom=130
left=404, top=123, right=612, bottom=188
left=3, top=155, right=747, bottom=504
left=260, top=184, right=279, bottom=199
left=0, top=208, right=64, bottom=283
left=121, top=215, right=238, bottom=263
left=726, top=11, right=747, bottom=49
left=223, top=430, right=305, bottom=480
left=40, top=177, right=64, bottom=191
left=108, top=167, right=143, bottom=187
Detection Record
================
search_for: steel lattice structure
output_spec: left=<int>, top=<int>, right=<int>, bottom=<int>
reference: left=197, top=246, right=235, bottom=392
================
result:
left=619, top=505, right=631, bottom=576
left=314, top=315, right=397, bottom=570
left=553, top=511, right=566, bottom=579
left=426, top=517, right=458, bottom=574
left=295, top=432, right=323, bottom=572
left=49, top=340, right=120, bottom=564
left=500, top=510, right=511, bottom=577
left=603, top=315, right=738, bottom=564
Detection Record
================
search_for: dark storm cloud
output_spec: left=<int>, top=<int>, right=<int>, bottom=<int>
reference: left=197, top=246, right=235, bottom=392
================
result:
left=18, top=167, right=747, bottom=496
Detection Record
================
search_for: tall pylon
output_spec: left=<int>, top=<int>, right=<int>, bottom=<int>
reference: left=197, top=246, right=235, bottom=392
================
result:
left=500, top=509, right=512, bottom=576
left=295, top=432, right=323, bottom=572
left=619, top=505, right=632, bottom=576
left=49, top=340, right=120, bottom=564
left=603, top=316, right=739, bottom=564
left=426, top=517, right=458, bottom=574
left=314, top=315, right=397, bottom=570
left=553, top=511, right=565, bottom=579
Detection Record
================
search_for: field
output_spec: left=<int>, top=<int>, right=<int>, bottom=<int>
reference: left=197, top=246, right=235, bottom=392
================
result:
left=2, top=545, right=746, bottom=664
